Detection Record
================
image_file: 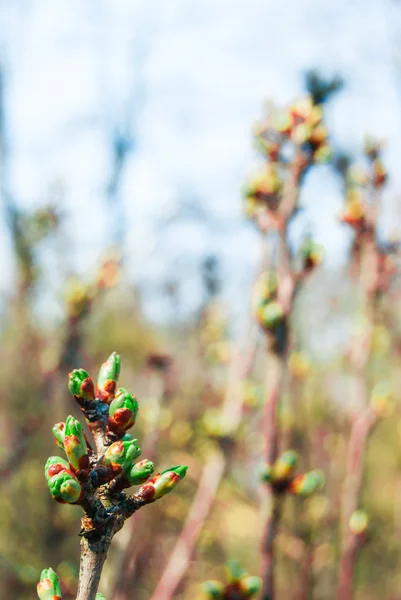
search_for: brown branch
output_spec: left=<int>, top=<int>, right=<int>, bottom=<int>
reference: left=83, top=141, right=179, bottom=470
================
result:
left=337, top=531, right=365, bottom=600
left=340, top=405, right=377, bottom=548
left=149, top=451, right=226, bottom=600
left=338, top=158, right=383, bottom=594
left=76, top=536, right=111, bottom=600
left=260, top=352, right=288, bottom=600
left=146, top=331, right=258, bottom=600
left=260, top=153, right=303, bottom=600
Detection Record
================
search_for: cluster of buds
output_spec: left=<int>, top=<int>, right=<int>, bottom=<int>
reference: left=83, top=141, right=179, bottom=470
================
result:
left=255, top=96, right=331, bottom=164
left=339, top=139, right=387, bottom=233
left=204, top=560, right=261, bottom=599
left=101, top=437, right=152, bottom=492
left=252, top=271, right=284, bottom=332
left=244, top=95, right=332, bottom=229
left=261, top=450, right=325, bottom=496
left=44, top=352, right=187, bottom=508
left=199, top=301, right=232, bottom=364
left=37, top=567, right=105, bottom=600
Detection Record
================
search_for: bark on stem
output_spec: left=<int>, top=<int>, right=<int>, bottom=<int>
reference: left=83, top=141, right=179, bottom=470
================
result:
left=337, top=532, right=364, bottom=600
left=76, top=536, right=111, bottom=600
left=262, top=496, right=281, bottom=600
left=261, top=353, right=287, bottom=600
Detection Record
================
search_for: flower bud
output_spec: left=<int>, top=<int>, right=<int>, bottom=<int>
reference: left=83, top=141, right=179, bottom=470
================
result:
left=97, top=352, right=121, bottom=402
left=68, top=369, right=95, bottom=404
left=289, top=470, right=325, bottom=496
left=125, top=459, right=154, bottom=486
left=300, top=237, right=323, bottom=271
left=108, top=388, right=138, bottom=433
left=45, top=457, right=70, bottom=480
left=96, top=595, right=106, bottom=600
left=102, top=439, right=141, bottom=474
left=63, top=416, right=89, bottom=474
left=349, top=509, right=368, bottom=535
left=37, top=567, right=62, bottom=600
left=259, top=301, right=284, bottom=330
left=239, top=575, right=262, bottom=596
left=225, top=559, right=244, bottom=583
left=48, top=470, right=82, bottom=504
left=203, top=580, right=224, bottom=599
left=52, top=423, right=66, bottom=451
left=272, top=450, right=298, bottom=483
left=138, top=465, right=187, bottom=503
left=109, top=458, right=155, bottom=493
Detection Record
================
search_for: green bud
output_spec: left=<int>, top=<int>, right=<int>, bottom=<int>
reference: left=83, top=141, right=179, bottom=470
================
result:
left=126, top=459, right=154, bottom=486
left=68, top=369, right=95, bottom=402
left=97, top=352, right=121, bottom=402
left=203, top=580, right=224, bottom=599
left=96, top=595, right=106, bottom=600
left=239, top=575, right=262, bottom=596
left=272, top=450, right=298, bottom=482
left=138, top=465, right=187, bottom=502
left=64, top=416, right=89, bottom=473
left=52, top=423, right=65, bottom=451
left=349, top=509, right=368, bottom=535
left=226, top=559, right=245, bottom=583
left=260, top=301, right=284, bottom=329
left=108, top=388, right=139, bottom=432
left=289, top=470, right=325, bottom=496
left=37, top=567, right=62, bottom=599
left=102, top=439, right=141, bottom=473
left=45, top=457, right=70, bottom=481
left=48, top=470, right=82, bottom=504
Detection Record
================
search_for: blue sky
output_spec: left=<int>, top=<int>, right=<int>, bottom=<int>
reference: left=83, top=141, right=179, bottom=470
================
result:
left=1, top=0, right=401, bottom=318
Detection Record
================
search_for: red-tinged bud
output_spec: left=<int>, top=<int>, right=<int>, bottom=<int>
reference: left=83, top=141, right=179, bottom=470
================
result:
left=108, top=388, right=138, bottom=433
left=68, top=369, right=95, bottom=403
left=97, top=352, right=121, bottom=403
left=239, top=575, right=262, bottom=596
left=37, top=567, right=62, bottom=600
left=45, top=457, right=70, bottom=481
left=272, top=450, right=298, bottom=483
left=137, top=465, right=187, bottom=503
left=289, top=470, right=325, bottom=496
left=109, top=458, right=155, bottom=492
left=52, top=423, right=65, bottom=451
left=102, top=439, right=141, bottom=474
left=47, top=470, right=82, bottom=504
left=63, top=416, right=89, bottom=476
